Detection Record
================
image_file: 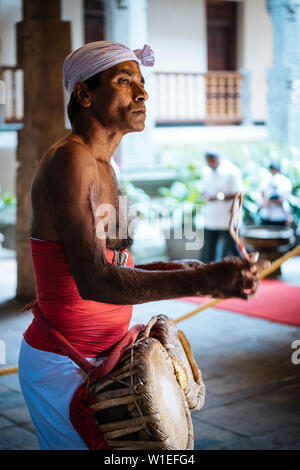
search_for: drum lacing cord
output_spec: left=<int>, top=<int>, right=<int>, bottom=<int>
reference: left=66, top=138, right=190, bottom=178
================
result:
left=90, top=346, right=153, bottom=439
left=128, top=346, right=154, bottom=439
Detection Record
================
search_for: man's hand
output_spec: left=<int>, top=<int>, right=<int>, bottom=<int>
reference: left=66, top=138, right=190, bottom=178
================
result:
left=197, top=254, right=270, bottom=300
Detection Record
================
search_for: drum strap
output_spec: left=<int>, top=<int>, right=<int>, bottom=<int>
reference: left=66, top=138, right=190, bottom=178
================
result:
left=20, top=299, right=144, bottom=382
left=23, top=300, right=95, bottom=373
left=20, top=300, right=145, bottom=451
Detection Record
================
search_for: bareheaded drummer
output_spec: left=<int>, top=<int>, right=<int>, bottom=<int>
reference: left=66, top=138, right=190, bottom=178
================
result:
left=18, top=41, right=268, bottom=450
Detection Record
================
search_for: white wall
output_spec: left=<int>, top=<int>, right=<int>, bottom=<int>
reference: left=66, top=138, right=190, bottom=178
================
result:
left=0, top=0, right=21, bottom=65
left=0, top=133, right=17, bottom=194
left=0, top=0, right=21, bottom=195
left=242, top=0, right=273, bottom=122
left=148, top=0, right=207, bottom=73
left=61, top=0, right=84, bottom=127
left=148, top=0, right=207, bottom=120
left=61, top=0, right=84, bottom=52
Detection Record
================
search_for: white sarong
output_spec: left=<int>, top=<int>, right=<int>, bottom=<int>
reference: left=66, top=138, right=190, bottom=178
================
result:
left=18, top=338, right=101, bottom=450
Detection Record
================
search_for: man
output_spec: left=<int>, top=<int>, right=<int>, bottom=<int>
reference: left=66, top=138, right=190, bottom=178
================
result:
left=201, top=151, right=243, bottom=262
left=18, top=41, right=267, bottom=450
left=258, top=162, right=292, bottom=226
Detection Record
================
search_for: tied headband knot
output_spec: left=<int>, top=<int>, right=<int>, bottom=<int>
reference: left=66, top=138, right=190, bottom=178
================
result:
left=133, top=44, right=155, bottom=67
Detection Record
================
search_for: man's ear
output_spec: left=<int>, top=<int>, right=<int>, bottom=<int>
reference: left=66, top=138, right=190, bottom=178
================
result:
left=73, top=82, right=93, bottom=108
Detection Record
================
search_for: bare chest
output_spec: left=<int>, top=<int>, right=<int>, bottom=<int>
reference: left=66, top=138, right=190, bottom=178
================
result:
left=92, top=164, right=133, bottom=251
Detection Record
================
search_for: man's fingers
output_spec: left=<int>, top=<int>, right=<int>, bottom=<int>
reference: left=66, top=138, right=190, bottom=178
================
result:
left=245, top=291, right=258, bottom=300
left=241, top=270, right=260, bottom=286
left=249, top=258, right=271, bottom=275
left=241, top=276, right=255, bottom=289
left=256, top=259, right=271, bottom=274
left=249, top=251, right=259, bottom=263
left=260, top=259, right=271, bottom=270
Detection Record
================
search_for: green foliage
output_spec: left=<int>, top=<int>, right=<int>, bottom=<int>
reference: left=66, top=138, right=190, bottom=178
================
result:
left=120, top=180, right=152, bottom=220
left=120, top=181, right=151, bottom=204
left=155, top=140, right=300, bottom=227
left=122, top=141, right=300, bottom=229
left=0, top=192, right=17, bottom=225
left=157, top=164, right=206, bottom=228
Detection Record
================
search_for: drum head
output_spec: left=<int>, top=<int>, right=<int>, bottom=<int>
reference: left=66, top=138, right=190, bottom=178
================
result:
left=149, top=315, right=205, bottom=411
left=135, top=338, right=193, bottom=450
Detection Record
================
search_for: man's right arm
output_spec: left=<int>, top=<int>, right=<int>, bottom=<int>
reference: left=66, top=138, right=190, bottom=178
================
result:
left=45, top=145, right=263, bottom=305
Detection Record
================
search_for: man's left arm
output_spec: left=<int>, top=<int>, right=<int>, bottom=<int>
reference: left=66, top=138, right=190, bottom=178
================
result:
left=135, top=260, right=203, bottom=270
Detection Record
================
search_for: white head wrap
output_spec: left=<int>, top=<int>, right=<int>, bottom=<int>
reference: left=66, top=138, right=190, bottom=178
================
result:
left=63, top=41, right=155, bottom=95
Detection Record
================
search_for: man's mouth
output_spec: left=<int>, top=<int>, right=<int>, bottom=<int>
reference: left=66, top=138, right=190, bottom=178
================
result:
left=133, top=107, right=146, bottom=114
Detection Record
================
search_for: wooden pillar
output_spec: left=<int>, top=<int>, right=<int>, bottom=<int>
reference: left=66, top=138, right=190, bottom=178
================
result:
left=16, top=0, right=71, bottom=298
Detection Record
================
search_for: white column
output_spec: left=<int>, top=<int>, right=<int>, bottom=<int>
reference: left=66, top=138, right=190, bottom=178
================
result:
left=267, top=0, right=300, bottom=149
left=105, top=0, right=155, bottom=170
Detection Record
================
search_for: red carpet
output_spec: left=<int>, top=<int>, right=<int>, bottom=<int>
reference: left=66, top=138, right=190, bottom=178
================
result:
left=180, top=280, right=300, bottom=327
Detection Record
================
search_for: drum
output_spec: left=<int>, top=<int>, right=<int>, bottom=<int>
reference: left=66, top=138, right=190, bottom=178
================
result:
left=148, top=315, right=206, bottom=410
left=241, top=225, right=295, bottom=276
left=89, top=318, right=194, bottom=450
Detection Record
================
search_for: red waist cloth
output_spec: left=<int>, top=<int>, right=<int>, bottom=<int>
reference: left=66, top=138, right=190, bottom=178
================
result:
left=24, top=238, right=134, bottom=358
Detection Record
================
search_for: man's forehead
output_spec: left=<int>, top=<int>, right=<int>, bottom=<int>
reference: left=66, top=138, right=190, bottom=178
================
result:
left=108, top=60, right=143, bottom=77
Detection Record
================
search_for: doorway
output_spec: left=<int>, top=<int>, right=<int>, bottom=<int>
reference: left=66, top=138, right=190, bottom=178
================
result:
left=206, top=0, right=238, bottom=71
left=84, top=0, right=106, bottom=44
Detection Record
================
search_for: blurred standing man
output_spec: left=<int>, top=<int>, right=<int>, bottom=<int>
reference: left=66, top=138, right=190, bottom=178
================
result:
left=258, top=162, right=292, bottom=227
left=202, top=151, right=243, bottom=262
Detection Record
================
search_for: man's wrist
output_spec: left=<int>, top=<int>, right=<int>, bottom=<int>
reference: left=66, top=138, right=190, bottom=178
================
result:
left=188, top=263, right=214, bottom=297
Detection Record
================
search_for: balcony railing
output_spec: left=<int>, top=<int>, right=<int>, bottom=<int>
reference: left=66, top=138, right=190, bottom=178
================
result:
left=0, top=67, right=244, bottom=126
left=0, top=66, right=23, bottom=124
left=203, top=71, right=243, bottom=124
left=153, top=70, right=244, bottom=125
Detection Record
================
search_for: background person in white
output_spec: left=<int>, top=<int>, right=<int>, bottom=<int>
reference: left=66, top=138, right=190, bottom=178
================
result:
left=202, top=151, right=243, bottom=262
left=258, top=162, right=292, bottom=226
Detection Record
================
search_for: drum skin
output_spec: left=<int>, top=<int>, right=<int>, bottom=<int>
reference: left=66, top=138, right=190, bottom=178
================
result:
left=149, top=315, right=206, bottom=411
left=91, top=337, right=194, bottom=450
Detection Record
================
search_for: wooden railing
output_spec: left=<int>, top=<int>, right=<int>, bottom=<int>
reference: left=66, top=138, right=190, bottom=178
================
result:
left=153, top=70, right=244, bottom=124
left=203, top=71, right=243, bottom=124
left=0, top=67, right=244, bottom=126
left=153, top=71, right=206, bottom=124
left=0, top=66, right=23, bottom=124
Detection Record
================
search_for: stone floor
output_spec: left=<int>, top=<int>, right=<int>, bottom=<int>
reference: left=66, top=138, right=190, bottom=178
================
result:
left=0, top=246, right=299, bottom=450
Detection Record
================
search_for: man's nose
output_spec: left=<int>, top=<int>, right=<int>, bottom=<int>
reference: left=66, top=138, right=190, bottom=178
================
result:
left=132, top=83, right=148, bottom=102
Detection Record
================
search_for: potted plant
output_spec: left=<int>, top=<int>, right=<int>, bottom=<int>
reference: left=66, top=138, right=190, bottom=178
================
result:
left=157, top=164, right=206, bottom=260
left=0, top=192, right=16, bottom=250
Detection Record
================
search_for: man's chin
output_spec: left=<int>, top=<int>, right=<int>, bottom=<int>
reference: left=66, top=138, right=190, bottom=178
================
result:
left=126, top=122, right=146, bottom=133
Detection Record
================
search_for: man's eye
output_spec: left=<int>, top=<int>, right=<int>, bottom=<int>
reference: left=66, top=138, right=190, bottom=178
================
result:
left=119, top=78, right=129, bottom=85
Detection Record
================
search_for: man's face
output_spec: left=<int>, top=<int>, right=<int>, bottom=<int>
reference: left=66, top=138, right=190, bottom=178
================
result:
left=206, top=155, right=219, bottom=170
left=91, top=60, right=148, bottom=134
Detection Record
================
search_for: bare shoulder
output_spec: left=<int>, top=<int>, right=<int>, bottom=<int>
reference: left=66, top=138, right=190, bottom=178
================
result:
left=42, top=141, right=99, bottom=197
left=47, top=140, right=97, bottom=175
